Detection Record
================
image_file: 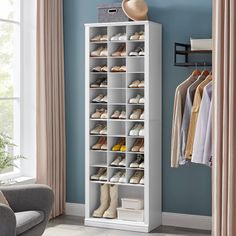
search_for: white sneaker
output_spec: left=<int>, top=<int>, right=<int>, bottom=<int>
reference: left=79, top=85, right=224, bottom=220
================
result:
left=110, top=171, right=124, bottom=183
left=110, top=156, right=123, bottom=166
left=129, top=155, right=143, bottom=168
left=129, top=94, right=141, bottom=104
left=129, top=171, right=144, bottom=184
left=129, top=123, right=142, bottom=136
left=139, top=97, right=145, bottom=104
left=139, top=125, right=144, bottom=136
left=119, top=172, right=126, bottom=183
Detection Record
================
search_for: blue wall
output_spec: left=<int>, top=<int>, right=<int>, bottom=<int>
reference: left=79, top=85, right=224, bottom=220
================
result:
left=63, top=0, right=212, bottom=216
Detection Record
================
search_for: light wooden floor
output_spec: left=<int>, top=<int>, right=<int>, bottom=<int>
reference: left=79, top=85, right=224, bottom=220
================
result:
left=43, top=215, right=211, bottom=236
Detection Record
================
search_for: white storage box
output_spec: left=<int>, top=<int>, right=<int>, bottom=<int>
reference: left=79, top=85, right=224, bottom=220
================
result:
left=121, top=198, right=144, bottom=210
left=117, top=208, right=144, bottom=222
left=190, top=38, right=212, bottom=51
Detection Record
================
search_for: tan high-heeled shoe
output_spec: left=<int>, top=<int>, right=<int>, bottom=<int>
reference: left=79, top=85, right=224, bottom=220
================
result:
left=131, top=138, right=144, bottom=152
left=92, top=137, right=106, bottom=150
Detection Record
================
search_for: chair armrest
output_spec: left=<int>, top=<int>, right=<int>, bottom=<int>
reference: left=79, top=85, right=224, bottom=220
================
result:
left=0, top=203, right=16, bottom=236
left=0, top=184, right=54, bottom=217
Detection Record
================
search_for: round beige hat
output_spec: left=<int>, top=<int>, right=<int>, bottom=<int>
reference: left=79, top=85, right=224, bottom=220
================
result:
left=122, top=0, right=148, bottom=21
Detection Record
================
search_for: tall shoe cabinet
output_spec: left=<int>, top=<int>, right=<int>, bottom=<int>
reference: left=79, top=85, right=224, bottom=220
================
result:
left=85, top=21, right=162, bottom=232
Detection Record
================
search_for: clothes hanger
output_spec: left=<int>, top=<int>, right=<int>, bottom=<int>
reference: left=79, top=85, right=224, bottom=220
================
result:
left=201, top=70, right=209, bottom=76
left=201, top=62, right=209, bottom=76
left=192, top=63, right=201, bottom=76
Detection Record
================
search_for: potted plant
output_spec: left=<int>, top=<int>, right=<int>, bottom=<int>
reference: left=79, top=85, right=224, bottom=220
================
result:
left=0, top=133, right=25, bottom=174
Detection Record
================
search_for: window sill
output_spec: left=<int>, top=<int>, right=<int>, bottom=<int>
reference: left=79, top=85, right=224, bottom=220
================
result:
left=0, top=176, right=36, bottom=186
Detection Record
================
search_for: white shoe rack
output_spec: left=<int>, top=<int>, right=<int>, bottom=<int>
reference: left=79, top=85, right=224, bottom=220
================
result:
left=85, top=21, right=162, bottom=232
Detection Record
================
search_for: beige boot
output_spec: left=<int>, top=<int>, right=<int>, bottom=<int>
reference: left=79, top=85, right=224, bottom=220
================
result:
left=93, top=184, right=110, bottom=218
left=103, top=185, right=118, bottom=219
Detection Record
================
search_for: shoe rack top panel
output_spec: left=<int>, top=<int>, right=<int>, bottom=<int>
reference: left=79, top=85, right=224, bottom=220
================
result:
left=85, top=20, right=161, bottom=28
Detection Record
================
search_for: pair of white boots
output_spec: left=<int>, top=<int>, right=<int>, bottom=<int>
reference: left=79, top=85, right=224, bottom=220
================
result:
left=93, top=184, right=118, bottom=219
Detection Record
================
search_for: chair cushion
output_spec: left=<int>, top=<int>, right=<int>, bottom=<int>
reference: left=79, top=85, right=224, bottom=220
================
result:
left=15, top=210, right=44, bottom=235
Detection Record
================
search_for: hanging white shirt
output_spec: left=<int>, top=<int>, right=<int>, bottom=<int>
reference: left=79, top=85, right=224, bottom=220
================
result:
left=191, top=81, right=212, bottom=164
left=203, top=99, right=212, bottom=166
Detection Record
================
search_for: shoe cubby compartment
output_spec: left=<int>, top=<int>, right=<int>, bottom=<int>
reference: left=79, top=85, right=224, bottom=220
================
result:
left=90, top=151, right=107, bottom=167
left=127, top=25, right=145, bottom=41
left=108, top=167, right=127, bottom=184
left=90, top=74, right=107, bottom=85
left=127, top=73, right=144, bottom=88
left=108, top=105, right=126, bottom=119
left=90, top=90, right=107, bottom=104
left=108, top=74, right=126, bottom=89
left=90, top=27, right=107, bottom=42
left=109, top=58, right=126, bottom=73
left=90, top=120, right=107, bottom=135
left=90, top=59, right=107, bottom=71
left=90, top=43, right=107, bottom=57
left=108, top=89, right=126, bottom=104
left=90, top=106, right=107, bottom=120
left=108, top=120, right=126, bottom=136
left=108, top=152, right=126, bottom=168
left=108, top=136, right=126, bottom=152
left=127, top=105, right=144, bottom=121
left=127, top=90, right=144, bottom=105
left=127, top=122, right=144, bottom=137
left=127, top=42, right=145, bottom=57
left=90, top=167, right=107, bottom=180
left=127, top=137, right=144, bottom=153
left=127, top=169, right=144, bottom=186
left=86, top=22, right=161, bottom=232
left=108, top=26, right=126, bottom=42
left=90, top=136, right=107, bottom=150
left=126, top=153, right=144, bottom=170
left=108, top=43, right=126, bottom=58
left=126, top=57, right=144, bottom=73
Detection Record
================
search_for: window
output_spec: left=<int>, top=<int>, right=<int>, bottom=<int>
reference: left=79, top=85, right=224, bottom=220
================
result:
left=0, top=0, right=36, bottom=180
left=0, top=0, right=20, bottom=176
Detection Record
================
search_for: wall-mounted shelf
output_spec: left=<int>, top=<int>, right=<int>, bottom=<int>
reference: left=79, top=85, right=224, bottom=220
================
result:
left=174, top=42, right=212, bottom=67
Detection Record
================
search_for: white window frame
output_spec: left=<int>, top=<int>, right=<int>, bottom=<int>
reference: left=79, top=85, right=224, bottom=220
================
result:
left=0, top=0, right=36, bottom=181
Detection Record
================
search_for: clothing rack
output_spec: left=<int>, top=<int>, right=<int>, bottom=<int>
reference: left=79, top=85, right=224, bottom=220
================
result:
left=174, top=42, right=212, bottom=67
